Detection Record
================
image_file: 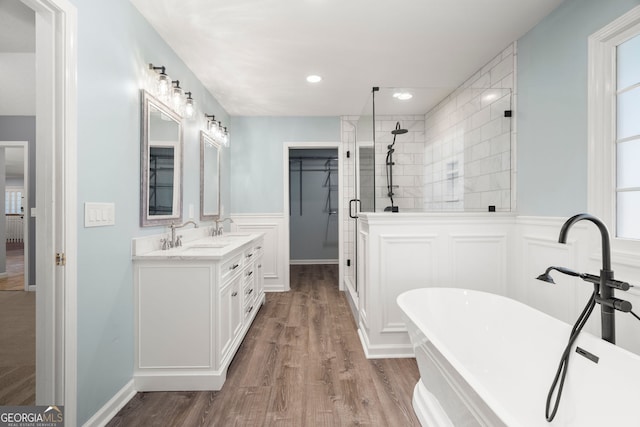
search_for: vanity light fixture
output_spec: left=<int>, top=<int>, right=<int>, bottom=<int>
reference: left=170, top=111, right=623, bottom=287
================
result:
left=216, top=121, right=223, bottom=140
left=184, top=92, right=195, bottom=118
left=204, top=114, right=230, bottom=146
left=205, top=114, right=218, bottom=132
left=171, top=80, right=184, bottom=111
left=222, top=127, right=230, bottom=147
left=149, top=64, right=171, bottom=96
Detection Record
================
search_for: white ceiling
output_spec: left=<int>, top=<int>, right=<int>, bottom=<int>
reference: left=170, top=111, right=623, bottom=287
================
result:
left=130, top=0, right=563, bottom=116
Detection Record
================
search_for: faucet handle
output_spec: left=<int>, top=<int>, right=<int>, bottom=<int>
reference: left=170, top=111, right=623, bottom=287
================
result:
left=160, top=238, right=168, bottom=250
left=176, top=235, right=183, bottom=247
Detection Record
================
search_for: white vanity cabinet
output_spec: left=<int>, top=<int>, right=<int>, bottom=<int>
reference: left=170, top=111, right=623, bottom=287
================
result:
left=133, top=234, right=265, bottom=391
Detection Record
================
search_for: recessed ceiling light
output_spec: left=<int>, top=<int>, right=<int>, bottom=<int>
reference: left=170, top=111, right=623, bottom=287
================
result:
left=393, top=92, right=413, bottom=101
left=306, top=75, right=322, bottom=83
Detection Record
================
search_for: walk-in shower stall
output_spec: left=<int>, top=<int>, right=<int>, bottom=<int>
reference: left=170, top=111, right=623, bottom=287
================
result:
left=354, top=86, right=513, bottom=213
left=343, top=85, right=513, bottom=293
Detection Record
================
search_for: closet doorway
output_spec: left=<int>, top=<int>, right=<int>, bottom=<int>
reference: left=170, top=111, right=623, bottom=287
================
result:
left=283, top=142, right=344, bottom=291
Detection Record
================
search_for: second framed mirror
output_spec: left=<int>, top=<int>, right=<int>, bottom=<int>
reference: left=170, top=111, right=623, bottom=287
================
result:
left=200, top=131, right=220, bottom=220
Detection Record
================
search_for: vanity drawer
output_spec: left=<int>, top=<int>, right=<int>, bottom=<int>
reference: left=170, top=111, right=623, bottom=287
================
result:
left=221, top=253, right=243, bottom=280
left=243, top=246, right=257, bottom=262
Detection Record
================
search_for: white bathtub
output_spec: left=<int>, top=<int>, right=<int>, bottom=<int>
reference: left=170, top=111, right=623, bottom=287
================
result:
left=397, top=288, right=640, bottom=427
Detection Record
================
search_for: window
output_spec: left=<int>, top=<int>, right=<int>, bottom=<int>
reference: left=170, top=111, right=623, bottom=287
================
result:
left=589, top=6, right=640, bottom=247
left=5, top=188, right=23, bottom=215
left=615, top=33, right=640, bottom=239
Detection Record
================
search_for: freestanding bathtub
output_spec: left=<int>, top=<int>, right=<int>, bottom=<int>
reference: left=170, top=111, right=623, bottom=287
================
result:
left=397, top=288, right=640, bottom=426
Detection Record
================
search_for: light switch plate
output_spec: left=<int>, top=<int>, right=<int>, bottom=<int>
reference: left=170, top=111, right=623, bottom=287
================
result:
left=85, top=202, right=115, bottom=227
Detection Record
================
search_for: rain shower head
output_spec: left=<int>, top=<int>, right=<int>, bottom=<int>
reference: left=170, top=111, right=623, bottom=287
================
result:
left=391, top=122, right=408, bottom=135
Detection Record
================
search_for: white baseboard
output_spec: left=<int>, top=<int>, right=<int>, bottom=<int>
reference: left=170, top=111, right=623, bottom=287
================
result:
left=290, top=259, right=339, bottom=265
left=82, top=379, right=136, bottom=427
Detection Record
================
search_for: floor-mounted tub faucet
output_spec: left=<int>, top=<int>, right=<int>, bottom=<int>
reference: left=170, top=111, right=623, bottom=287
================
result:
left=538, top=213, right=634, bottom=344
left=537, top=213, right=639, bottom=422
left=169, top=220, right=198, bottom=248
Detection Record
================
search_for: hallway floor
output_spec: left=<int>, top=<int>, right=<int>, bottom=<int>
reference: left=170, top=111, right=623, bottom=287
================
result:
left=108, top=264, right=420, bottom=426
left=0, top=290, right=35, bottom=405
left=0, top=242, right=25, bottom=291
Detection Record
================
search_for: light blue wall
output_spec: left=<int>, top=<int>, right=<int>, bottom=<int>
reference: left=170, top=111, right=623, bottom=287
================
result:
left=70, top=0, right=229, bottom=423
left=517, top=0, right=640, bottom=216
left=229, top=117, right=341, bottom=213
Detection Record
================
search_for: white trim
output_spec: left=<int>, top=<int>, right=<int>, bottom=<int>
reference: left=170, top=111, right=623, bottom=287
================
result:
left=588, top=5, right=640, bottom=258
left=283, top=141, right=344, bottom=292
left=81, top=380, right=136, bottom=427
left=0, top=141, right=30, bottom=291
left=21, top=0, right=78, bottom=424
left=289, top=259, right=339, bottom=265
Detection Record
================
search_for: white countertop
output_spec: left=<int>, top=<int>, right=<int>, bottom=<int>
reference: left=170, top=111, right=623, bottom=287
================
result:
left=132, top=232, right=263, bottom=261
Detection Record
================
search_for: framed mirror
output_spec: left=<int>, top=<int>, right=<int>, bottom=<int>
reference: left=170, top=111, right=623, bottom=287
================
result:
left=200, top=131, right=220, bottom=220
left=140, top=90, right=183, bottom=226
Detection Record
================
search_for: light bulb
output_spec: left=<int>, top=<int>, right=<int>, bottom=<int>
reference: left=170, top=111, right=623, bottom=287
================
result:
left=184, top=93, right=195, bottom=118
left=172, top=85, right=184, bottom=112
left=157, top=73, right=171, bottom=96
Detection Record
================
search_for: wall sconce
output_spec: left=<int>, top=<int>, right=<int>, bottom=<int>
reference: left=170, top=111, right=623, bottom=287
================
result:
left=149, top=64, right=171, bottom=96
left=184, top=92, right=195, bottom=118
left=171, top=80, right=184, bottom=112
left=147, top=63, right=198, bottom=119
left=222, top=127, right=229, bottom=147
left=205, top=114, right=230, bottom=146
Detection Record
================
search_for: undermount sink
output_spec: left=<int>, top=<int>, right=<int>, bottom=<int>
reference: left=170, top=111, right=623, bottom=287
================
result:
left=186, top=242, right=229, bottom=249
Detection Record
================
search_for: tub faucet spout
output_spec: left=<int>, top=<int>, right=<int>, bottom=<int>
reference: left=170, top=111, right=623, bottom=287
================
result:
left=557, top=213, right=616, bottom=344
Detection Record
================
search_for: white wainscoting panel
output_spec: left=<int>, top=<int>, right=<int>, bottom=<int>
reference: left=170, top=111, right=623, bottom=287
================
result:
left=379, top=234, right=438, bottom=334
left=357, top=213, right=516, bottom=358
left=231, top=214, right=286, bottom=291
left=450, top=234, right=507, bottom=295
left=355, top=213, right=640, bottom=360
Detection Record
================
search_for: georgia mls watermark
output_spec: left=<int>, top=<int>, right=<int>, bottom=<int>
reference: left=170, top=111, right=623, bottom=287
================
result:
left=0, top=406, right=64, bottom=427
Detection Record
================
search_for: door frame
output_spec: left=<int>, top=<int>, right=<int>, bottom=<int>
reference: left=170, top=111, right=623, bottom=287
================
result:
left=282, top=141, right=344, bottom=291
left=21, top=0, right=77, bottom=423
left=0, top=141, right=30, bottom=291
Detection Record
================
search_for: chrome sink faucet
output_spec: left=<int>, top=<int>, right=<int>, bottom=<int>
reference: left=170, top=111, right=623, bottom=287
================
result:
left=213, top=217, right=233, bottom=236
left=168, top=220, right=198, bottom=248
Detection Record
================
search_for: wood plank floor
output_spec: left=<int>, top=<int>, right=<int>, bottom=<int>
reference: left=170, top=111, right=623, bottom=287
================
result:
left=0, top=243, right=25, bottom=291
left=108, top=264, right=420, bottom=426
left=0, top=290, right=35, bottom=405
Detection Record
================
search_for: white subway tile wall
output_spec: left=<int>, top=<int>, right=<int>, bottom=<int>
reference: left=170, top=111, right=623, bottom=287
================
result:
left=341, top=43, right=516, bottom=281
left=424, top=43, right=515, bottom=211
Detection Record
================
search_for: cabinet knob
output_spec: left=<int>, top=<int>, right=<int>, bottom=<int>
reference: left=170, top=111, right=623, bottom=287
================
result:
left=258, top=264, right=262, bottom=268
left=246, top=253, right=253, bottom=258
left=257, top=246, right=262, bottom=250
left=246, top=270, right=253, bottom=277
left=230, top=263, right=239, bottom=270
left=246, top=306, right=253, bottom=314
left=231, top=291, right=238, bottom=297
left=246, top=288, right=253, bottom=295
